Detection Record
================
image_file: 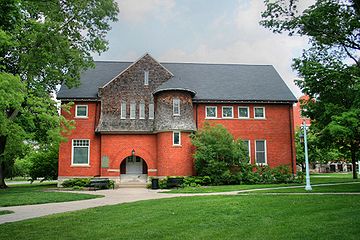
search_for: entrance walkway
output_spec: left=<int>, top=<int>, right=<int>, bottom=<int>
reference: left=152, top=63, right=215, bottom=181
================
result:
left=1, top=182, right=359, bottom=224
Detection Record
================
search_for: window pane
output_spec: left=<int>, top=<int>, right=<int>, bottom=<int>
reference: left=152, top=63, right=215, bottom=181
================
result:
left=206, top=107, right=216, bottom=118
left=173, top=132, right=180, bottom=145
left=173, top=98, right=180, bottom=115
left=238, top=107, right=248, bottom=118
left=149, top=103, right=154, bottom=119
left=130, top=102, right=136, bottom=119
left=243, top=140, right=249, bottom=155
left=222, top=107, right=233, bottom=118
left=255, top=108, right=264, bottom=118
left=74, top=147, right=88, bottom=164
left=76, top=106, right=87, bottom=117
left=256, top=152, right=265, bottom=163
left=256, top=141, right=264, bottom=151
left=139, top=102, right=145, bottom=119
left=121, top=102, right=126, bottom=119
left=144, top=71, right=149, bottom=85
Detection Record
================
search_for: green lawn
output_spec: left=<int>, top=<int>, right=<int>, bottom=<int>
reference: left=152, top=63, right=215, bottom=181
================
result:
left=0, top=210, right=13, bottom=215
left=0, top=183, right=103, bottom=207
left=1, top=194, right=359, bottom=240
left=244, top=182, right=360, bottom=194
left=167, top=173, right=360, bottom=193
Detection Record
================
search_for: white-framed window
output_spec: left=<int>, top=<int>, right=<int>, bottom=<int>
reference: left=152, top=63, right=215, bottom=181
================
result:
left=144, top=70, right=149, bottom=86
left=121, top=101, right=126, bottom=119
left=206, top=106, right=217, bottom=118
left=75, top=105, right=88, bottom=118
left=149, top=103, right=154, bottom=119
left=222, top=106, right=233, bottom=118
left=173, top=131, right=181, bottom=146
left=130, top=101, right=136, bottom=119
left=72, top=139, right=90, bottom=165
left=238, top=106, right=249, bottom=119
left=242, top=140, right=251, bottom=162
left=139, top=101, right=145, bottom=119
left=173, top=98, right=180, bottom=116
left=254, top=107, right=265, bottom=119
left=255, top=140, right=267, bottom=164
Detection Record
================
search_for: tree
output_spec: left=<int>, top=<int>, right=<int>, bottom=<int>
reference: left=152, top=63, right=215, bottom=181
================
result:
left=0, top=0, right=119, bottom=188
left=191, top=123, right=248, bottom=184
left=295, top=127, right=342, bottom=171
left=261, top=0, right=360, bottom=178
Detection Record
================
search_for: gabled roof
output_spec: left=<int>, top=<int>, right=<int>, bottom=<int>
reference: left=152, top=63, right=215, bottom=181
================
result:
left=57, top=61, right=297, bottom=103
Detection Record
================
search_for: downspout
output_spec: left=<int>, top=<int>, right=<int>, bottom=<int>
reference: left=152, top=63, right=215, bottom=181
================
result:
left=289, top=104, right=296, bottom=174
left=195, top=103, right=198, bottom=130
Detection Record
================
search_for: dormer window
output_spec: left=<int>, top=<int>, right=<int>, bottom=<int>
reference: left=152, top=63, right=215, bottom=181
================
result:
left=173, top=98, right=180, bottom=116
left=144, top=71, right=149, bottom=86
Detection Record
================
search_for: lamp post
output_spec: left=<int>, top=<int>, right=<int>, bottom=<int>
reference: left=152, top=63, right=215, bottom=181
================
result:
left=300, top=121, right=312, bottom=191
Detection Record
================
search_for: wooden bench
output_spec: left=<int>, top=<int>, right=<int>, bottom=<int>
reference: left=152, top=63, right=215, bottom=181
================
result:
left=166, top=177, right=184, bottom=188
left=87, top=178, right=113, bottom=190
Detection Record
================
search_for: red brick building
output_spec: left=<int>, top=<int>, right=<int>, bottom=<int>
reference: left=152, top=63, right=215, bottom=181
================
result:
left=57, top=53, right=297, bottom=186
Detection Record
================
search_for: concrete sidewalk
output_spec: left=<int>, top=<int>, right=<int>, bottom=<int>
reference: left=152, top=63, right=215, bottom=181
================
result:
left=1, top=182, right=359, bottom=224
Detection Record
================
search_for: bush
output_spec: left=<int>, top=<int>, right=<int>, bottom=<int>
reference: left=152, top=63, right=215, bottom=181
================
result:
left=182, top=176, right=211, bottom=187
left=191, top=123, right=249, bottom=184
left=62, top=178, right=91, bottom=188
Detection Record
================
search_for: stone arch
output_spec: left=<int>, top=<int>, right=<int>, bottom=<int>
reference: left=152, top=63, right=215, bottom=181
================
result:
left=113, top=147, right=155, bottom=172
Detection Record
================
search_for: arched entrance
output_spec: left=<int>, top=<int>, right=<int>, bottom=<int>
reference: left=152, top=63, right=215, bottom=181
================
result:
left=120, top=156, right=148, bottom=184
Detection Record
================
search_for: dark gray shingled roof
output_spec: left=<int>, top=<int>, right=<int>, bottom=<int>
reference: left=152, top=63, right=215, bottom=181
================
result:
left=57, top=61, right=297, bottom=102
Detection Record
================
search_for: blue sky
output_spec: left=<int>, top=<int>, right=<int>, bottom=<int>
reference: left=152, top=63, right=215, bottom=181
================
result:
left=94, top=0, right=314, bottom=97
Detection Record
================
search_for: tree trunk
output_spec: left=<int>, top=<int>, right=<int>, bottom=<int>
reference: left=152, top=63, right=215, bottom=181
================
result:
left=351, top=144, right=358, bottom=179
left=0, top=135, right=8, bottom=189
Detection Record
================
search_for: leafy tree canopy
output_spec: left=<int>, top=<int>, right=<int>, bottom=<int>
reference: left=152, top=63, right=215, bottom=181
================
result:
left=261, top=0, right=360, bottom=178
left=0, top=0, right=119, bottom=188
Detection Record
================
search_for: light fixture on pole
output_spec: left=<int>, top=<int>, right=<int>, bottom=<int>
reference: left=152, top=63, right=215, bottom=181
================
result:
left=300, top=121, right=312, bottom=191
left=131, top=149, right=135, bottom=162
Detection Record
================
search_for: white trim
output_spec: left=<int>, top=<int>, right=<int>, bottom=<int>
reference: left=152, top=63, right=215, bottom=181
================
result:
left=243, top=140, right=251, bottom=162
left=238, top=106, right=249, bottom=119
left=75, top=105, right=88, bottom=118
left=222, top=106, right=234, bottom=118
left=173, top=98, right=180, bottom=116
left=139, top=101, right=145, bottom=119
left=149, top=103, right=154, bottom=119
left=173, top=131, right=181, bottom=146
left=121, top=101, right=126, bottom=119
left=130, top=101, right=136, bottom=119
left=144, top=70, right=149, bottom=86
left=254, top=106, right=266, bottom=119
left=71, top=139, right=90, bottom=166
left=205, top=106, right=217, bottom=119
left=101, top=53, right=173, bottom=89
left=255, top=140, right=267, bottom=165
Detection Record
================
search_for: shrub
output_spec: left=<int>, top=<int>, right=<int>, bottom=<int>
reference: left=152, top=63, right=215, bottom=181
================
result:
left=182, top=176, right=211, bottom=187
left=191, top=123, right=249, bottom=184
left=62, top=178, right=91, bottom=188
left=271, top=165, right=293, bottom=183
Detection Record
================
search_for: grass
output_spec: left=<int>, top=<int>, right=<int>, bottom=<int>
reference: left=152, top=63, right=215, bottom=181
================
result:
left=0, top=183, right=103, bottom=207
left=244, top=182, right=360, bottom=194
left=166, top=173, right=360, bottom=193
left=0, top=210, right=13, bottom=215
left=0, top=194, right=359, bottom=239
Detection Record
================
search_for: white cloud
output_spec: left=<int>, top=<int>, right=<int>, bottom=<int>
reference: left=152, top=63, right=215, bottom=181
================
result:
left=116, top=0, right=176, bottom=24
left=160, top=0, right=309, bottom=97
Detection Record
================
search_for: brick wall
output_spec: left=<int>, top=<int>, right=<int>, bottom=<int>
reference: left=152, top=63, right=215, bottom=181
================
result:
left=195, top=103, right=296, bottom=171
left=58, top=101, right=101, bottom=177
left=157, top=132, right=194, bottom=176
